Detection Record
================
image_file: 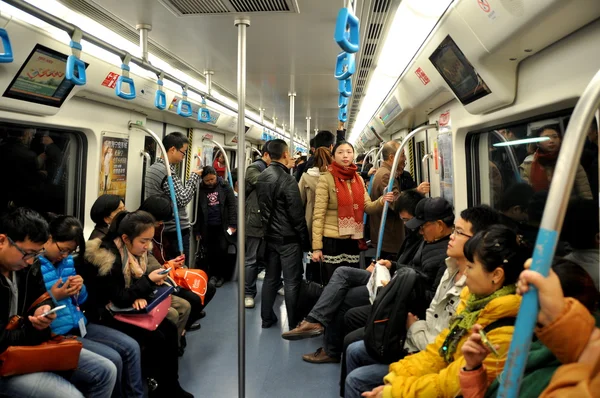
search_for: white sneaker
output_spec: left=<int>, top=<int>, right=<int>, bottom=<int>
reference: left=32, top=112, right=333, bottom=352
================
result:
left=257, top=270, right=266, bottom=280
left=244, top=297, right=255, bottom=308
left=277, top=287, right=285, bottom=296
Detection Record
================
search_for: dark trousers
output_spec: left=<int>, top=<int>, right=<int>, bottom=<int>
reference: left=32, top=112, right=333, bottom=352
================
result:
left=201, top=225, right=230, bottom=280
left=340, top=327, right=367, bottom=397
left=244, top=236, right=262, bottom=298
left=164, top=228, right=191, bottom=265
left=261, top=241, right=303, bottom=329
left=174, top=283, right=216, bottom=328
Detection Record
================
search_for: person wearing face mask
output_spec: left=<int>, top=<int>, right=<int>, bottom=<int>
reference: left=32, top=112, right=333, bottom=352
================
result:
left=312, top=141, right=394, bottom=285
left=519, top=125, right=592, bottom=199
left=85, top=211, right=193, bottom=398
left=39, top=214, right=144, bottom=398
left=194, top=166, right=237, bottom=288
left=89, top=194, right=125, bottom=240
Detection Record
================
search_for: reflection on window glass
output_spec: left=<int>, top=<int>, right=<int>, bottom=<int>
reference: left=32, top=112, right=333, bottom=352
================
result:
left=0, top=123, right=84, bottom=217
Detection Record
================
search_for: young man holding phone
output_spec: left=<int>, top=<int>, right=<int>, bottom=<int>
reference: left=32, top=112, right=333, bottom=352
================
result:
left=0, top=208, right=117, bottom=397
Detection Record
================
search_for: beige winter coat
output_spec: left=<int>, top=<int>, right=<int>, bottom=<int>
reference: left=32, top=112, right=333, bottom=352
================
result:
left=312, top=171, right=383, bottom=250
left=299, top=167, right=324, bottom=241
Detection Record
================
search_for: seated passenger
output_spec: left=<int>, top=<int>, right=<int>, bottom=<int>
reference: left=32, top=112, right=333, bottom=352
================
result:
left=39, top=215, right=144, bottom=397
left=89, top=194, right=125, bottom=240
left=0, top=208, right=117, bottom=398
left=362, top=224, right=530, bottom=398
left=85, top=211, right=193, bottom=398
left=460, top=258, right=600, bottom=397
left=342, top=205, right=503, bottom=397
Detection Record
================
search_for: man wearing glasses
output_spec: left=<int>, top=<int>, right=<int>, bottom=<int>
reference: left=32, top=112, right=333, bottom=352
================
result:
left=145, top=132, right=203, bottom=263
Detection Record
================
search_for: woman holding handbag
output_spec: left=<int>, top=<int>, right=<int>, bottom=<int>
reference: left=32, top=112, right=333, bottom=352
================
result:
left=85, top=210, right=193, bottom=398
left=311, top=141, right=394, bottom=284
left=39, top=214, right=144, bottom=398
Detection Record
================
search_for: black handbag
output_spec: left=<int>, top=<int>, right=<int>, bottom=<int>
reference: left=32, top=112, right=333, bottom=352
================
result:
left=297, top=260, right=325, bottom=321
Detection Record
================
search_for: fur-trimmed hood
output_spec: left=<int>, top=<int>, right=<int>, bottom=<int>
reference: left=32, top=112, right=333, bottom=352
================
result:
left=85, top=238, right=116, bottom=277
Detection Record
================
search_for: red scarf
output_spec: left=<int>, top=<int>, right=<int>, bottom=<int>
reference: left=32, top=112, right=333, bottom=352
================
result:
left=328, top=162, right=365, bottom=238
left=530, top=150, right=558, bottom=192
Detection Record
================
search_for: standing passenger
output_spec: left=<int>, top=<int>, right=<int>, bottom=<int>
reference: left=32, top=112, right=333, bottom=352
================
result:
left=145, top=132, right=202, bottom=263
left=256, top=139, right=309, bottom=329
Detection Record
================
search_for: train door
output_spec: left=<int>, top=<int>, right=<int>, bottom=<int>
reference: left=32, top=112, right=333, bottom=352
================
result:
left=412, top=125, right=442, bottom=198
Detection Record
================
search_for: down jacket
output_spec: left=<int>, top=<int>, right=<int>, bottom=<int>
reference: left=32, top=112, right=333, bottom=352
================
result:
left=520, top=154, right=593, bottom=199
left=312, top=171, right=383, bottom=251
left=256, top=161, right=310, bottom=249
left=382, top=286, right=521, bottom=398
left=194, top=176, right=237, bottom=243
left=298, top=167, right=325, bottom=241
left=39, top=255, right=88, bottom=335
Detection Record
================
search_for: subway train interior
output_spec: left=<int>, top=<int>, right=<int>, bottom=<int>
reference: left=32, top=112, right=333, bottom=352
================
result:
left=0, top=0, right=599, bottom=397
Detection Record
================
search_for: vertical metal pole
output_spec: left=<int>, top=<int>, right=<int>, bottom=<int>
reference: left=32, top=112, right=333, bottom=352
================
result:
left=136, top=24, right=152, bottom=63
left=234, top=16, right=250, bottom=398
left=204, top=70, right=214, bottom=96
left=260, top=108, right=265, bottom=124
left=306, top=117, right=311, bottom=152
left=289, top=93, right=296, bottom=156
left=314, top=128, right=319, bottom=136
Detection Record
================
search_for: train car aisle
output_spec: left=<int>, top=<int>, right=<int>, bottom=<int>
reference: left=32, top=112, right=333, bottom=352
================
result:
left=179, top=281, right=341, bottom=397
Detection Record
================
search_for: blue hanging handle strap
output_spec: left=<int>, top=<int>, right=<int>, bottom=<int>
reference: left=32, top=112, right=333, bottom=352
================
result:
left=166, top=175, right=184, bottom=254
left=0, top=28, right=13, bottom=63
left=198, top=96, right=211, bottom=123
left=339, top=78, right=352, bottom=97
left=66, top=28, right=86, bottom=85
left=155, top=72, right=167, bottom=110
left=334, top=8, right=360, bottom=53
left=335, top=51, right=356, bottom=81
left=338, top=93, right=348, bottom=109
left=116, top=54, right=136, bottom=100
left=177, top=85, right=193, bottom=117
left=339, top=108, right=348, bottom=123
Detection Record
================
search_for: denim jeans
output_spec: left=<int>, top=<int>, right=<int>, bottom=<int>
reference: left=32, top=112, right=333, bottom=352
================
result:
left=244, top=236, right=262, bottom=298
left=83, top=323, right=144, bottom=398
left=344, top=341, right=389, bottom=398
left=0, top=348, right=117, bottom=398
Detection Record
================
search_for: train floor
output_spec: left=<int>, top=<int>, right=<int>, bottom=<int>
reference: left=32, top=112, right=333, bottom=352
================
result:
left=179, top=280, right=341, bottom=397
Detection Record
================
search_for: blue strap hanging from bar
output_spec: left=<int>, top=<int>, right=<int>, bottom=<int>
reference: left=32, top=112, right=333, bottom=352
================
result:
left=335, top=51, right=356, bottom=81
left=0, top=28, right=13, bottom=63
left=65, top=28, right=86, bottom=85
left=198, top=97, right=211, bottom=123
left=177, top=85, right=193, bottom=117
left=339, top=108, right=347, bottom=122
left=116, top=54, right=136, bottom=100
left=155, top=72, right=167, bottom=110
left=339, top=78, right=352, bottom=97
left=338, top=93, right=348, bottom=108
left=334, top=8, right=360, bottom=53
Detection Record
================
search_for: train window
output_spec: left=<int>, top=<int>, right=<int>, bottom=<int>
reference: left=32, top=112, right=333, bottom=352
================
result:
left=467, top=111, right=597, bottom=209
left=0, top=123, right=86, bottom=217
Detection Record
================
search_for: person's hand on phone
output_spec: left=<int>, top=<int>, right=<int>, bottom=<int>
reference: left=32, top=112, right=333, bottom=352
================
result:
left=461, top=324, right=498, bottom=370
left=166, top=255, right=185, bottom=269
left=51, top=278, right=79, bottom=300
left=406, top=312, right=419, bottom=330
left=29, top=305, right=56, bottom=330
left=148, top=269, right=168, bottom=285
left=133, top=298, right=148, bottom=310
left=69, top=275, right=84, bottom=292
left=228, top=227, right=237, bottom=235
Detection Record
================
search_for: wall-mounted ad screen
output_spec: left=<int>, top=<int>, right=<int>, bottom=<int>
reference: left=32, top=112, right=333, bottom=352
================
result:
left=378, top=96, right=402, bottom=126
left=3, top=44, right=88, bottom=108
left=429, top=35, right=491, bottom=105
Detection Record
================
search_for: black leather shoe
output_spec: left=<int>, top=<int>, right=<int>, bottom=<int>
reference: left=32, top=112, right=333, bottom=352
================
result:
left=187, top=322, right=201, bottom=332
left=198, top=310, right=206, bottom=319
left=261, top=317, right=278, bottom=328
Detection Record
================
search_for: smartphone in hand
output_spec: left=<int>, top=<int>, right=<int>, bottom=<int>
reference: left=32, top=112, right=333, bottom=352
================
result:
left=41, top=305, right=66, bottom=317
left=158, top=267, right=172, bottom=275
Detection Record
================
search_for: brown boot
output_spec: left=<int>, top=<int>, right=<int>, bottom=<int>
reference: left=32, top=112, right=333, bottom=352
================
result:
left=302, top=347, right=340, bottom=364
left=281, top=320, right=324, bottom=341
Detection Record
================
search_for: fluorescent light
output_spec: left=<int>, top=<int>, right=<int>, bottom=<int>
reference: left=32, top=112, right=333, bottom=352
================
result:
left=493, top=137, right=549, bottom=147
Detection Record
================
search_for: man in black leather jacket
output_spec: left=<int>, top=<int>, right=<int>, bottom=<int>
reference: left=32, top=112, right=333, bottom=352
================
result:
left=256, top=139, right=309, bottom=329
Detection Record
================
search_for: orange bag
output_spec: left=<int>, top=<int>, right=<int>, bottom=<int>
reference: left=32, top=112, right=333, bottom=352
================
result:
left=170, top=268, right=209, bottom=305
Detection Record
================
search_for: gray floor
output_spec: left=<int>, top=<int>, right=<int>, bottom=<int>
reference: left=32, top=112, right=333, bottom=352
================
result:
left=179, top=281, right=341, bottom=397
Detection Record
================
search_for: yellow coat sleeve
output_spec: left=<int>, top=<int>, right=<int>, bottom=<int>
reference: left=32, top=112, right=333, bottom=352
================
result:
left=311, top=174, right=329, bottom=251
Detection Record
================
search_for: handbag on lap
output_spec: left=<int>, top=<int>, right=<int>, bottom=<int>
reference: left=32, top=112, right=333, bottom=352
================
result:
left=109, top=285, right=173, bottom=331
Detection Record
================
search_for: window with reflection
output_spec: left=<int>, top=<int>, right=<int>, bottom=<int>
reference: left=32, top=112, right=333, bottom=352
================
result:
left=0, top=123, right=85, bottom=218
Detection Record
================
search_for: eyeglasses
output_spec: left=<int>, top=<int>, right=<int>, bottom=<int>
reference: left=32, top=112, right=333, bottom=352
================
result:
left=7, top=236, right=45, bottom=260
left=452, top=227, right=473, bottom=239
left=179, top=149, right=187, bottom=157
left=55, top=242, right=78, bottom=256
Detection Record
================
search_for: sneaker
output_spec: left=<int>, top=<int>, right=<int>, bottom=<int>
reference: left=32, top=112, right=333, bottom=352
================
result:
left=257, top=270, right=266, bottom=280
left=244, top=297, right=255, bottom=308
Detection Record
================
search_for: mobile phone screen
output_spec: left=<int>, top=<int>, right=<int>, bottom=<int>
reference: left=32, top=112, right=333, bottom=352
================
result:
left=41, top=305, right=66, bottom=317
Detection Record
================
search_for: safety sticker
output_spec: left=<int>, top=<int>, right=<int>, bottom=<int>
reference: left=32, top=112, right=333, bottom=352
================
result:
left=478, top=0, right=491, bottom=13
left=101, top=72, right=119, bottom=89
left=415, top=67, right=430, bottom=85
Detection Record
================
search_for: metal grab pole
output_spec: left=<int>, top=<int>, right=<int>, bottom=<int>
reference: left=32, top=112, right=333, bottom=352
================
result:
left=421, top=153, right=432, bottom=197
left=129, top=122, right=184, bottom=254
left=490, top=130, right=521, bottom=182
left=361, top=147, right=379, bottom=172
left=203, top=138, right=234, bottom=189
left=289, top=93, right=297, bottom=160
left=375, top=124, right=437, bottom=260
left=234, top=17, right=250, bottom=398
left=498, top=68, right=600, bottom=398
left=306, top=117, right=311, bottom=152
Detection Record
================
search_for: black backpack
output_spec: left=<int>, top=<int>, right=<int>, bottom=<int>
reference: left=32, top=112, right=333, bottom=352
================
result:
left=363, top=267, right=428, bottom=364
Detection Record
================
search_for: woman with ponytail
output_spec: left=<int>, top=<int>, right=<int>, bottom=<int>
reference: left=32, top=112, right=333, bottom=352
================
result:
left=85, top=210, right=193, bottom=398
left=311, top=141, right=394, bottom=284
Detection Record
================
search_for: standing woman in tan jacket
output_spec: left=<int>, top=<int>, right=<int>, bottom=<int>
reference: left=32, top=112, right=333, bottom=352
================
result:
left=312, top=141, right=394, bottom=284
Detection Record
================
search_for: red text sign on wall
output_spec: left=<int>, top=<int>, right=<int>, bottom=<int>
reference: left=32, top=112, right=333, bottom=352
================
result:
left=415, top=67, right=430, bottom=85
left=439, top=111, right=450, bottom=127
left=101, top=72, right=119, bottom=89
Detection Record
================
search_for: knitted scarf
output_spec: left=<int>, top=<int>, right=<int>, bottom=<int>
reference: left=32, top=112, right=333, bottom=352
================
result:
left=439, top=284, right=516, bottom=363
left=114, top=237, right=148, bottom=288
left=529, top=150, right=558, bottom=192
left=328, top=162, right=365, bottom=239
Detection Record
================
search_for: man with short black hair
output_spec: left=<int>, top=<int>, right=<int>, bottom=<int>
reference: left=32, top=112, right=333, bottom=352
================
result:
left=256, top=140, right=309, bottom=328
left=0, top=208, right=117, bottom=396
left=145, top=132, right=203, bottom=263
left=302, top=121, right=347, bottom=175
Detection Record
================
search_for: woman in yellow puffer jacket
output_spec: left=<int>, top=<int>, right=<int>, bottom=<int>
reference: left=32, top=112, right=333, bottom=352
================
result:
left=362, top=225, right=530, bottom=398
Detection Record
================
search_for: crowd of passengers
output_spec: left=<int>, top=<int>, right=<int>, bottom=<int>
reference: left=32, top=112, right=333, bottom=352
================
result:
left=1, top=119, right=599, bottom=397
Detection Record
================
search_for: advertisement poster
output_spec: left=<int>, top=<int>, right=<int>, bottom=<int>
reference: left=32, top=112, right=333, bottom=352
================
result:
left=437, top=132, right=454, bottom=205
left=99, top=133, right=129, bottom=202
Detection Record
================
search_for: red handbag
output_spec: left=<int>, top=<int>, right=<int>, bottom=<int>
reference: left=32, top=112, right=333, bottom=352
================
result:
left=113, top=295, right=171, bottom=331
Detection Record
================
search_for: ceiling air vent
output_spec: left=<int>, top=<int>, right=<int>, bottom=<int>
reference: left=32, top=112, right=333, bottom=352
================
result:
left=368, top=23, right=382, bottom=40
left=159, top=0, right=299, bottom=15
left=373, top=0, right=391, bottom=13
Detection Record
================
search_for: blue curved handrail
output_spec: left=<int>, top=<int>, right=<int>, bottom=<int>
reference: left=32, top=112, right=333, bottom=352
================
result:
left=155, top=79, right=167, bottom=110
left=339, top=108, right=347, bottom=122
left=339, top=78, right=352, bottom=97
left=339, top=93, right=348, bottom=108
left=116, top=75, right=136, bottom=100
left=0, top=28, right=13, bottom=63
left=334, top=8, right=360, bottom=53
left=65, top=41, right=86, bottom=85
left=177, top=91, right=193, bottom=117
left=198, top=98, right=211, bottom=123
left=335, top=51, right=356, bottom=81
